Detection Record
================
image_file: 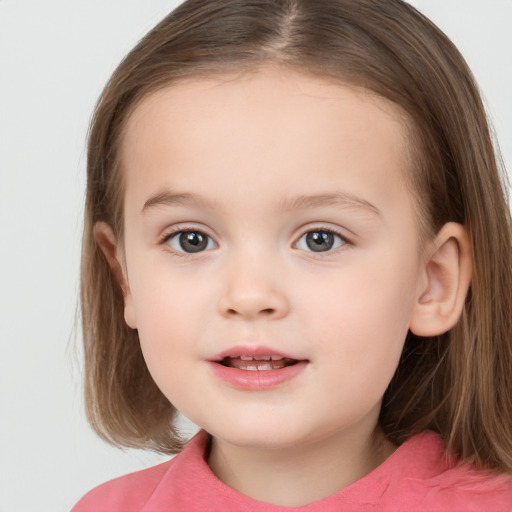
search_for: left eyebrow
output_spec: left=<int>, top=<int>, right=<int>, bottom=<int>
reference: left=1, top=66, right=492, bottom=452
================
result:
left=280, top=193, right=382, bottom=217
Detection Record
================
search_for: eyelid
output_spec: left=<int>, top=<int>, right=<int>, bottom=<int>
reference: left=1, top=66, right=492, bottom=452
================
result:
left=159, top=221, right=216, bottom=239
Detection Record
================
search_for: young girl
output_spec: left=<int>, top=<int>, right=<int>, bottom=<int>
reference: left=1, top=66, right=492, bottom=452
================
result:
left=72, top=0, right=512, bottom=509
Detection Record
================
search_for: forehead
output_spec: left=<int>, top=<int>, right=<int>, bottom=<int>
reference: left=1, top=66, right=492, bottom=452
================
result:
left=122, top=68, right=410, bottom=146
left=119, top=67, right=413, bottom=214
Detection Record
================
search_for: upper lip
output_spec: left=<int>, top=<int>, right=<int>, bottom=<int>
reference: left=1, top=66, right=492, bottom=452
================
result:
left=208, top=345, right=306, bottom=362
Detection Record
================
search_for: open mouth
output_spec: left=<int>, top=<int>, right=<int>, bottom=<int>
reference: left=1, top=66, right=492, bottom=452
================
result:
left=219, top=355, right=299, bottom=371
left=209, top=349, right=308, bottom=389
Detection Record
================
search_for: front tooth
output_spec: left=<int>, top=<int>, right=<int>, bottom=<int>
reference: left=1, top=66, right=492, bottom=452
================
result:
left=271, top=355, right=283, bottom=361
left=246, top=365, right=258, bottom=371
left=257, top=363, right=273, bottom=370
left=240, top=356, right=254, bottom=361
left=253, top=355, right=271, bottom=361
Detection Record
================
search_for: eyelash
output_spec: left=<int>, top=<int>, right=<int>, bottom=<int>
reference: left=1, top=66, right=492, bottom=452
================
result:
left=159, top=225, right=351, bottom=256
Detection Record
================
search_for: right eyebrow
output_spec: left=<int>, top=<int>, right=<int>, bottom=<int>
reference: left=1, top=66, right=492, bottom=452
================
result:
left=141, top=191, right=218, bottom=214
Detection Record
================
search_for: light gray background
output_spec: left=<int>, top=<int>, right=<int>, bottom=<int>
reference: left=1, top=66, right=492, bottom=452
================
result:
left=1, top=1, right=511, bottom=511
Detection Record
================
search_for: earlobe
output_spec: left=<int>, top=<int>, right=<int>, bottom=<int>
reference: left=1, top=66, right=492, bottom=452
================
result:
left=409, top=222, right=472, bottom=337
left=94, top=222, right=137, bottom=329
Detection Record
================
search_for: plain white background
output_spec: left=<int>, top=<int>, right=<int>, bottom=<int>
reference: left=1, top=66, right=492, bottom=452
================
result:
left=0, top=1, right=511, bottom=511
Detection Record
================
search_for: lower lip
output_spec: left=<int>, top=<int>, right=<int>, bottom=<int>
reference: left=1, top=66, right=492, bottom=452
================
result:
left=208, top=361, right=308, bottom=390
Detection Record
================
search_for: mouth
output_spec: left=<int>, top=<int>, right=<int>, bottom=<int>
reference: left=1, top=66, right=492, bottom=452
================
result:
left=208, top=347, right=308, bottom=389
left=219, top=355, right=300, bottom=371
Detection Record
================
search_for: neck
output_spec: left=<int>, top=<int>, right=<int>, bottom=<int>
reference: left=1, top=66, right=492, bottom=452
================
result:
left=207, top=425, right=395, bottom=507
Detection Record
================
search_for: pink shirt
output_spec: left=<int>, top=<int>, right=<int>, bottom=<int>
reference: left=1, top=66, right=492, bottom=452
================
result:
left=72, top=431, right=512, bottom=511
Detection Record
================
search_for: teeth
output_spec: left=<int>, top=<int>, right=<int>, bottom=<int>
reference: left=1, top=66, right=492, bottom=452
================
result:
left=246, top=363, right=274, bottom=371
left=239, top=355, right=278, bottom=361
left=220, top=355, right=299, bottom=371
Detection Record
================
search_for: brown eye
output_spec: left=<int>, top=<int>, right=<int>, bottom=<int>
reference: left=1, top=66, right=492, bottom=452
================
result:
left=168, top=231, right=216, bottom=253
left=296, top=230, right=345, bottom=253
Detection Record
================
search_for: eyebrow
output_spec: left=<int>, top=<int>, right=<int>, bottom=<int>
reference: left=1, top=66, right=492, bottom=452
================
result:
left=141, top=191, right=219, bottom=213
left=141, top=190, right=381, bottom=217
left=280, top=193, right=382, bottom=217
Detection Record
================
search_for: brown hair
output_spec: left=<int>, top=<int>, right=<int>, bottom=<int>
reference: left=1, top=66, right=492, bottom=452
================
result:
left=81, top=0, right=512, bottom=470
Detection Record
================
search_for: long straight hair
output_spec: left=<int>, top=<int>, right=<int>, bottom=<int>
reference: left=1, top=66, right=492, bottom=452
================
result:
left=81, top=0, right=512, bottom=471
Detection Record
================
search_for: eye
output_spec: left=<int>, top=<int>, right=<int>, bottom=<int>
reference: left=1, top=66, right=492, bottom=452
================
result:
left=166, top=230, right=217, bottom=253
left=295, top=230, right=346, bottom=253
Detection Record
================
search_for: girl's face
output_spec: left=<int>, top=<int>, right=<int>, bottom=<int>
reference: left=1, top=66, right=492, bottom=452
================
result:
left=118, top=68, right=426, bottom=453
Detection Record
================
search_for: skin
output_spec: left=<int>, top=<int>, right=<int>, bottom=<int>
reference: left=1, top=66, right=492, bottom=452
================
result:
left=97, top=67, right=472, bottom=506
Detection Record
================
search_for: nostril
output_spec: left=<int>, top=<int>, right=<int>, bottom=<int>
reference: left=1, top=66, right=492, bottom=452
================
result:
left=219, top=289, right=288, bottom=319
left=225, top=307, right=276, bottom=317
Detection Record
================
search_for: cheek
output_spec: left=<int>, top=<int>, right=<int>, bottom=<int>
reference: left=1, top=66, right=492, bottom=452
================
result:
left=134, top=282, right=202, bottom=349
left=129, top=252, right=214, bottom=328
left=128, top=263, right=219, bottom=382
left=135, top=298, right=200, bottom=407
left=296, top=253, right=419, bottom=369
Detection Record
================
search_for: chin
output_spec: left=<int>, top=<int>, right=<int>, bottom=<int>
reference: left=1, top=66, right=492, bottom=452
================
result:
left=204, top=418, right=324, bottom=452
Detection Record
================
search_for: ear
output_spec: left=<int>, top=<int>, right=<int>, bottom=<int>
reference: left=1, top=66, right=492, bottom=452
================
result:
left=409, top=222, right=472, bottom=337
left=94, top=222, right=137, bottom=329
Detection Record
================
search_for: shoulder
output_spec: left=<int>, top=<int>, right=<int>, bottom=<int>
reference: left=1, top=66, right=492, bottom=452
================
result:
left=71, top=458, right=175, bottom=512
left=383, top=432, right=512, bottom=511
left=417, top=462, right=512, bottom=510
left=70, top=431, right=209, bottom=512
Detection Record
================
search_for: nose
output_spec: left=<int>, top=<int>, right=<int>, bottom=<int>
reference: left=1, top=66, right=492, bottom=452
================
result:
left=217, top=254, right=290, bottom=321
